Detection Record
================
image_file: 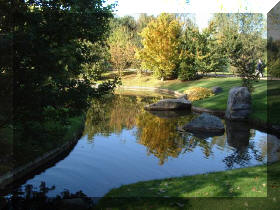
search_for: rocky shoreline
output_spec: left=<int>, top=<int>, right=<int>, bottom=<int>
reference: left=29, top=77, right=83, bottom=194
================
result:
left=117, top=86, right=280, bottom=137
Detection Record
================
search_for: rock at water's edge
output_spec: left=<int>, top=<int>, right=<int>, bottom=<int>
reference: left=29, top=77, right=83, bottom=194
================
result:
left=182, top=113, right=225, bottom=134
left=144, top=98, right=191, bottom=111
left=225, top=87, right=251, bottom=120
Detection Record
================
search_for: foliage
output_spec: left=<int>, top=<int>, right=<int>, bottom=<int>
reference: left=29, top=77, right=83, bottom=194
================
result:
left=227, top=34, right=259, bottom=91
left=136, top=14, right=156, bottom=33
left=184, top=87, right=214, bottom=101
left=136, top=13, right=182, bottom=79
left=178, top=23, right=199, bottom=80
left=108, top=18, right=139, bottom=74
left=178, top=18, right=227, bottom=80
left=80, top=40, right=112, bottom=81
left=0, top=0, right=119, bottom=173
left=178, top=61, right=198, bottom=80
left=211, top=13, right=266, bottom=91
left=0, top=0, right=117, bottom=123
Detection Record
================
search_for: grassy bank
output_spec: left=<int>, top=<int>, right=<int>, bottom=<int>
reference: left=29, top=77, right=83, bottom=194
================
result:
left=104, top=164, right=267, bottom=198
left=97, top=162, right=280, bottom=209
left=110, top=71, right=272, bottom=124
left=0, top=115, right=85, bottom=176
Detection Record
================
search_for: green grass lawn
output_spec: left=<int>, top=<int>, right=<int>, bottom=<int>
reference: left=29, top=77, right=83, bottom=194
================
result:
left=104, top=164, right=268, bottom=198
left=97, top=162, right=280, bottom=209
left=114, top=72, right=270, bottom=124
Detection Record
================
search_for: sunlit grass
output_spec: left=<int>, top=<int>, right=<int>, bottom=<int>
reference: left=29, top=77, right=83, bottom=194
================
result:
left=103, top=164, right=267, bottom=198
left=98, top=163, right=280, bottom=209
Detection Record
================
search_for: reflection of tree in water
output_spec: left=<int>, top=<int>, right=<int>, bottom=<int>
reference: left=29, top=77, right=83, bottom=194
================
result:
left=83, top=94, right=266, bottom=168
left=109, top=95, right=144, bottom=132
left=83, top=95, right=114, bottom=141
left=136, top=112, right=194, bottom=165
left=223, top=121, right=264, bottom=169
left=2, top=182, right=93, bottom=210
left=181, top=134, right=215, bottom=158
left=83, top=95, right=159, bottom=142
left=223, top=142, right=265, bottom=169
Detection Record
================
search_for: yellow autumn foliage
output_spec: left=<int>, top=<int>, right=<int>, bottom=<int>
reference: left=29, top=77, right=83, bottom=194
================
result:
left=184, top=87, right=214, bottom=101
left=136, top=13, right=182, bottom=79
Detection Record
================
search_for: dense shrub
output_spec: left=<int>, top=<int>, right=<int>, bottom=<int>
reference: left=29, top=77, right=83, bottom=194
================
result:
left=178, top=61, right=198, bottom=81
left=184, top=87, right=214, bottom=101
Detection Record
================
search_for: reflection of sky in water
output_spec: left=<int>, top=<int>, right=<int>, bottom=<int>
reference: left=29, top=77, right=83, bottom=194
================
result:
left=14, top=94, right=279, bottom=197
left=22, top=125, right=273, bottom=197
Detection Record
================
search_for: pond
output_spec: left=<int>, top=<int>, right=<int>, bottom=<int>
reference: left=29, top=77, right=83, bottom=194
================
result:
left=5, top=92, right=280, bottom=197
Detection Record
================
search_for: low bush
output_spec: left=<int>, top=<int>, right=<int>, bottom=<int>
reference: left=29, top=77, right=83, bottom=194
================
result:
left=184, top=87, right=214, bottom=101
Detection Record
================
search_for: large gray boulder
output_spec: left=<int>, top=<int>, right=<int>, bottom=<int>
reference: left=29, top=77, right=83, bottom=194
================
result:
left=144, top=98, right=191, bottom=111
left=182, top=113, right=225, bottom=135
left=225, top=87, right=251, bottom=120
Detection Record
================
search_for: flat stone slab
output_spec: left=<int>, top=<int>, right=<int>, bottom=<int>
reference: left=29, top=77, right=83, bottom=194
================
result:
left=144, top=98, right=191, bottom=111
left=182, top=113, right=225, bottom=134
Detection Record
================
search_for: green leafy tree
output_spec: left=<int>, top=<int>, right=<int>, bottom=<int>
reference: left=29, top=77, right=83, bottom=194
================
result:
left=80, top=40, right=112, bottom=81
left=190, top=23, right=227, bottom=76
left=0, top=0, right=118, bottom=140
left=108, top=16, right=141, bottom=75
left=211, top=13, right=266, bottom=90
left=108, top=25, right=137, bottom=75
left=178, top=23, right=199, bottom=80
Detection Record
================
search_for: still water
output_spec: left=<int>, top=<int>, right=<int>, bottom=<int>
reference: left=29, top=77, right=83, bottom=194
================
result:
left=12, top=93, right=280, bottom=197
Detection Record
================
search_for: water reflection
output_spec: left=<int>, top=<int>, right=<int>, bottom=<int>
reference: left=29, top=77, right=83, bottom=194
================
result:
left=83, top=94, right=271, bottom=168
left=136, top=111, right=191, bottom=165
left=223, top=121, right=264, bottom=168
left=6, top=93, right=277, bottom=198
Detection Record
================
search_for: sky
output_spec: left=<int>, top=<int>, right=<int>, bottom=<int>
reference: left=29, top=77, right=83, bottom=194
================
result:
left=106, top=0, right=279, bottom=30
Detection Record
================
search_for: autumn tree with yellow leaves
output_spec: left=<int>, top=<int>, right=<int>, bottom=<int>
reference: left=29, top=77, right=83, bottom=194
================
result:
left=136, top=13, right=182, bottom=80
